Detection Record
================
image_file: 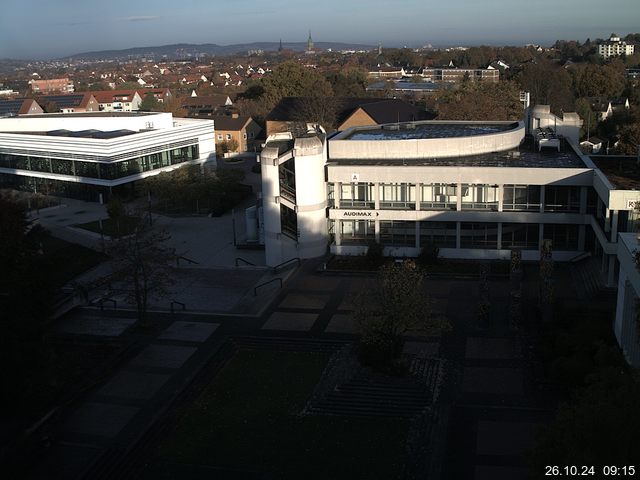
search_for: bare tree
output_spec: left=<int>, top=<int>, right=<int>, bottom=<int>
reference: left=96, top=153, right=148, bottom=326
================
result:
left=106, top=225, right=175, bottom=325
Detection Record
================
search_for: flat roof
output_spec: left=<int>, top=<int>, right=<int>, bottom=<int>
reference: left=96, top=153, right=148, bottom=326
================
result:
left=330, top=139, right=586, bottom=169
left=344, top=122, right=518, bottom=140
left=591, top=156, right=640, bottom=190
left=13, top=112, right=160, bottom=118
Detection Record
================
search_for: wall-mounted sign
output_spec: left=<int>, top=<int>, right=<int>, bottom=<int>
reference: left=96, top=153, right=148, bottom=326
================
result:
left=351, top=173, right=359, bottom=182
left=343, top=211, right=379, bottom=217
left=627, top=200, right=640, bottom=210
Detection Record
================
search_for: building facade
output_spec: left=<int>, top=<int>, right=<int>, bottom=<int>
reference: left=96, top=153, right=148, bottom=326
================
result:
left=0, top=112, right=215, bottom=201
left=598, top=34, right=635, bottom=58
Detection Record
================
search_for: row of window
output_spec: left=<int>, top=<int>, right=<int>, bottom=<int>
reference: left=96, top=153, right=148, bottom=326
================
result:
left=0, top=145, right=199, bottom=181
left=332, top=183, right=583, bottom=212
left=217, top=132, right=254, bottom=141
left=338, top=220, right=580, bottom=250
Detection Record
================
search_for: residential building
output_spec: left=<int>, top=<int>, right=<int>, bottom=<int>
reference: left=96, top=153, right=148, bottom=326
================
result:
left=0, top=112, right=215, bottom=201
left=0, top=98, right=44, bottom=116
left=29, top=78, right=75, bottom=94
left=182, top=95, right=233, bottom=117
left=265, top=97, right=428, bottom=136
left=213, top=113, right=262, bottom=152
left=367, top=67, right=406, bottom=79
left=39, top=93, right=100, bottom=113
left=598, top=33, right=635, bottom=58
left=136, top=88, right=172, bottom=104
left=92, top=90, right=143, bottom=112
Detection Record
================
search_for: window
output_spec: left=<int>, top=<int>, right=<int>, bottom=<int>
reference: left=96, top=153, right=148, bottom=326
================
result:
left=379, top=183, right=416, bottom=209
left=341, top=220, right=375, bottom=244
left=243, top=133, right=247, bottom=139
left=280, top=205, right=298, bottom=240
left=421, top=183, right=457, bottom=210
left=420, top=221, right=456, bottom=248
left=503, top=185, right=540, bottom=211
left=226, top=134, right=232, bottom=140
left=340, top=183, right=374, bottom=209
left=461, top=184, right=498, bottom=210
left=502, top=223, right=539, bottom=249
left=544, top=186, right=580, bottom=212
left=460, top=223, right=498, bottom=249
left=217, top=134, right=223, bottom=140
left=380, top=220, right=415, bottom=246
left=543, top=224, right=579, bottom=250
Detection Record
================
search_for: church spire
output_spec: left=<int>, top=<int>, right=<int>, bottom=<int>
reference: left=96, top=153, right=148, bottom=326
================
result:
left=278, top=38, right=283, bottom=52
left=307, top=30, right=314, bottom=52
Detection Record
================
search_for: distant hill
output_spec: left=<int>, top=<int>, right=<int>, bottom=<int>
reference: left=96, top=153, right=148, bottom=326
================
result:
left=63, top=42, right=375, bottom=60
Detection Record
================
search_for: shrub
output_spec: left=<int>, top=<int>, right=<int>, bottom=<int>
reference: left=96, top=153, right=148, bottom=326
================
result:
left=365, top=240, right=384, bottom=268
left=417, top=241, right=439, bottom=266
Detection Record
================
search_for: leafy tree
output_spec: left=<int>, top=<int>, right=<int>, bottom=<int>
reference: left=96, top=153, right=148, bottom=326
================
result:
left=139, top=92, right=159, bottom=111
left=616, top=122, right=640, bottom=155
left=162, top=96, right=187, bottom=117
left=436, top=81, right=523, bottom=120
left=574, top=97, right=597, bottom=138
left=291, top=95, right=339, bottom=130
left=260, top=61, right=333, bottom=108
left=353, top=261, right=449, bottom=368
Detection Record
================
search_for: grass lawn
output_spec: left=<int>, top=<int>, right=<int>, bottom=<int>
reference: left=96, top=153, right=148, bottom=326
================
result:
left=146, top=349, right=409, bottom=480
left=75, top=216, right=141, bottom=237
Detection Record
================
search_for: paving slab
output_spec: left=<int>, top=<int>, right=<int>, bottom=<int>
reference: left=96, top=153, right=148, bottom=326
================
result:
left=462, top=367, right=524, bottom=395
left=476, top=420, right=539, bottom=456
left=278, top=293, right=330, bottom=310
left=294, top=275, right=341, bottom=291
left=97, top=371, right=171, bottom=400
left=130, top=344, right=197, bottom=369
left=466, top=337, right=522, bottom=360
left=325, top=314, right=357, bottom=334
left=158, top=321, right=219, bottom=342
left=474, top=465, right=530, bottom=480
left=55, top=316, right=136, bottom=337
left=63, top=402, right=140, bottom=438
left=261, top=312, right=318, bottom=331
left=403, top=341, right=440, bottom=358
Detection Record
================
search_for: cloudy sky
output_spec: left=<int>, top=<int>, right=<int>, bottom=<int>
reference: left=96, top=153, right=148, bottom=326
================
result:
left=0, top=0, right=638, bottom=59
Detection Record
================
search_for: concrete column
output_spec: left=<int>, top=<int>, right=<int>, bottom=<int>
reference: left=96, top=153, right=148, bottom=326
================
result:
left=336, top=182, right=342, bottom=208
left=601, top=249, right=607, bottom=273
left=538, top=223, right=545, bottom=251
left=498, top=184, right=504, bottom=212
left=604, top=208, right=611, bottom=233
left=374, top=182, right=380, bottom=210
left=539, top=185, right=545, bottom=213
left=375, top=219, right=380, bottom=242
left=456, top=183, right=462, bottom=211
left=497, top=223, right=503, bottom=249
left=578, top=225, right=586, bottom=251
left=416, top=183, right=422, bottom=211
left=611, top=210, right=619, bottom=242
left=456, top=222, right=461, bottom=249
left=608, top=255, right=617, bottom=287
left=415, top=221, right=421, bottom=249
left=579, top=186, right=587, bottom=214
left=335, top=220, right=341, bottom=246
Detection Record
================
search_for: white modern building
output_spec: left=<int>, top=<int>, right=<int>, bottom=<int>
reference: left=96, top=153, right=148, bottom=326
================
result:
left=258, top=107, right=640, bottom=367
left=0, top=112, right=215, bottom=200
left=598, top=33, right=635, bottom=58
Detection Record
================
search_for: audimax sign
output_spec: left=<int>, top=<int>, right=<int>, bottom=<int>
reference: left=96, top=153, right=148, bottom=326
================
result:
left=343, top=211, right=380, bottom=217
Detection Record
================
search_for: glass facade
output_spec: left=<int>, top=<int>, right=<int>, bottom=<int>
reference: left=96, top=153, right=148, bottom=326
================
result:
left=502, top=223, right=539, bottom=249
left=503, top=185, right=541, bottom=211
left=420, top=221, right=456, bottom=248
left=461, top=184, right=499, bottom=210
left=544, top=224, right=579, bottom=250
left=380, top=220, right=415, bottom=246
left=340, top=183, right=374, bottom=209
left=544, top=186, right=580, bottom=212
left=0, top=144, right=199, bottom=181
left=279, top=158, right=296, bottom=202
left=280, top=205, right=298, bottom=240
left=341, top=220, right=375, bottom=244
left=379, top=183, right=416, bottom=210
left=460, top=222, right=498, bottom=248
left=421, top=183, right=457, bottom=210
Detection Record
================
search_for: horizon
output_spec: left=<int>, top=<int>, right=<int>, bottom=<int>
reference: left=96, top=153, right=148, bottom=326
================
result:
left=0, top=0, right=638, bottom=60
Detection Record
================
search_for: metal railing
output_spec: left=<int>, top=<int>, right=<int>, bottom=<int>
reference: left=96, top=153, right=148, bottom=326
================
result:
left=176, top=255, right=200, bottom=266
left=273, top=257, right=301, bottom=274
left=339, top=200, right=375, bottom=209
left=379, top=201, right=416, bottom=210
left=170, top=300, right=186, bottom=313
left=254, top=277, right=283, bottom=296
left=97, top=298, right=116, bottom=310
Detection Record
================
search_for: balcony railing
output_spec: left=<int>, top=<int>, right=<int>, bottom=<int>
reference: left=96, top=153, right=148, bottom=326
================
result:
left=461, top=202, right=499, bottom=210
left=379, top=201, right=416, bottom=210
left=339, top=200, right=374, bottom=209
left=420, top=201, right=456, bottom=210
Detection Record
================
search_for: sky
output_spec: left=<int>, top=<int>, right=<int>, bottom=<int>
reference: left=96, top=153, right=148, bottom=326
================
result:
left=0, top=0, right=638, bottom=59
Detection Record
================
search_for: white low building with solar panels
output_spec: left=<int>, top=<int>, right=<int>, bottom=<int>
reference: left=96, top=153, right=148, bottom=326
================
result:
left=0, top=111, right=215, bottom=200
